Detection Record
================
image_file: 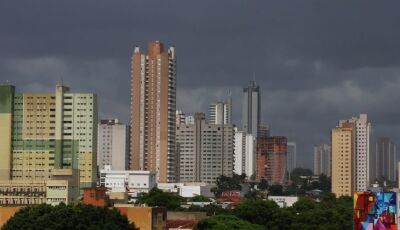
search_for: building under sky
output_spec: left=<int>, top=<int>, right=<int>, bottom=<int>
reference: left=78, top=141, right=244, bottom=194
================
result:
left=130, top=41, right=177, bottom=183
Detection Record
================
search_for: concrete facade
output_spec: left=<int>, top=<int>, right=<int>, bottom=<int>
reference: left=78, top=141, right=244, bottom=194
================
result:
left=234, top=128, right=256, bottom=178
left=98, top=119, right=129, bottom=170
left=371, top=137, right=397, bottom=182
left=242, top=81, right=260, bottom=137
left=0, top=85, right=97, bottom=189
left=256, top=136, right=287, bottom=184
left=176, top=113, right=234, bottom=184
left=331, top=126, right=354, bottom=197
left=313, top=144, right=331, bottom=177
left=286, top=142, right=297, bottom=174
left=130, top=41, right=177, bottom=183
left=99, top=166, right=156, bottom=197
left=208, top=96, right=232, bottom=125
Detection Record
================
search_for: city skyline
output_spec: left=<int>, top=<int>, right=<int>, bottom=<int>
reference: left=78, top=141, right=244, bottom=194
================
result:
left=2, top=1, right=400, bottom=169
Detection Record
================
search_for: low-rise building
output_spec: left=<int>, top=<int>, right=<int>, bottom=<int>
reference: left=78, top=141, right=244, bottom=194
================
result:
left=0, top=169, right=79, bottom=206
left=115, top=205, right=166, bottom=230
left=99, top=166, right=156, bottom=197
left=157, top=183, right=214, bottom=198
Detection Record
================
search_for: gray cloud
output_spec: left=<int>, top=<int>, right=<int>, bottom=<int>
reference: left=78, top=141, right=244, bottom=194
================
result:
left=1, top=0, right=400, bottom=168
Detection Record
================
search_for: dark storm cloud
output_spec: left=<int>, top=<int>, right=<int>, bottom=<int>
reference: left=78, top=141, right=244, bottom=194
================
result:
left=1, top=0, right=400, bottom=168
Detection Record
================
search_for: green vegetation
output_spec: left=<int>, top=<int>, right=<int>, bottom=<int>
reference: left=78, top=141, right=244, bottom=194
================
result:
left=2, top=203, right=138, bottom=230
left=210, top=174, right=246, bottom=197
left=136, top=187, right=184, bottom=210
left=194, top=215, right=264, bottom=230
left=190, top=195, right=210, bottom=202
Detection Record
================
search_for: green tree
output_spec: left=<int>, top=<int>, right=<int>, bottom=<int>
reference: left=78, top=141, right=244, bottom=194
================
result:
left=136, top=187, right=183, bottom=210
left=187, top=204, right=231, bottom=216
left=194, top=215, right=263, bottom=230
left=210, top=174, right=245, bottom=197
left=292, top=197, right=316, bottom=213
left=258, top=178, right=269, bottom=191
left=268, top=184, right=284, bottom=195
left=235, top=199, right=280, bottom=227
left=190, top=195, right=210, bottom=202
left=2, top=203, right=138, bottom=230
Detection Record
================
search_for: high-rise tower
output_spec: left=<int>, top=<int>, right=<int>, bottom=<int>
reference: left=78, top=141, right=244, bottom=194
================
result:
left=242, top=81, right=260, bottom=137
left=130, top=41, right=177, bottom=183
left=209, top=96, right=232, bottom=125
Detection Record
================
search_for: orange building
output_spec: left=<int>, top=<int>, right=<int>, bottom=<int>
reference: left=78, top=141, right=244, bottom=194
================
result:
left=82, top=187, right=108, bottom=207
left=256, top=136, right=287, bottom=184
left=130, top=41, right=177, bottom=183
left=115, top=205, right=166, bottom=230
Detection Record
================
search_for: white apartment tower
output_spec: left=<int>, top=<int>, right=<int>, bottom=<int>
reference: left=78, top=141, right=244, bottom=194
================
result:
left=98, top=119, right=130, bottom=170
left=338, top=114, right=371, bottom=192
left=209, top=96, right=232, bottom=125
left=234, top=128, right=256, bottom=178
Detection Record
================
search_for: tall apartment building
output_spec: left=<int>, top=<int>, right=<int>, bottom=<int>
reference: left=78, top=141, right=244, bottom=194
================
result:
left=256, top=136, right=287, bottom=184
left=370, top=137, right=397, bottom=182
left=176, top=110, right=186, bottom=125
left=286, top=142, right=297, bottom=173
left=242, top=81, right=260, bottom=137
left=130, top=41, right=177, bottom=183
left=313, top=144, right=331, bottom=177
left=97, top=119, right=129, bottom=170
left=0, top=84, right=97, bottom=189
left=331, top=126, right=354, bottom=197
left=335, top=114, right=371, bottom=193
left=209, top=96, right=232, bottom=125
left=234, top=128, right=256, bottom=178
left=176, top=113, right=234, bottom=184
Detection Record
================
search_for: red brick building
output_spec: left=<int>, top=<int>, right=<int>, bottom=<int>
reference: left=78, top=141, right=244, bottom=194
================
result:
left=256, top=136, right=287, bottom=184
left=82, top=187, right=108, bottom=207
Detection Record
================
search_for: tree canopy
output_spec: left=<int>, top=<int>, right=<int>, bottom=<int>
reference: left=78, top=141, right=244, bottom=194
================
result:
left=210, top=174, right=246, bottom=197
left=2, top=203, right=138, bottom=230
left=194, top=215, right=263, bottom=230
left=136, top=187, right=183, bottom=210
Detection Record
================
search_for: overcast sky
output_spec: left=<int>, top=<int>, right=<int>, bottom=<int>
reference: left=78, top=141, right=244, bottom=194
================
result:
left=1, top=1, right=400, bottom=169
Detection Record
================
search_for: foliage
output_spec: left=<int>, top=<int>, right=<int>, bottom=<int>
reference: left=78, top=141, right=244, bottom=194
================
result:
left=235, top=199, right=280, bottom=227
left=187, top=204, right=232, bottom=216
left=190, top=195, right=210, bottom=202
left=2, top=203, right=138, bottom=230
left=136, top=187, right=183, bottom=210
left=194, top=215, right=263, bottom=230
left=268, top=184, right=284, bottom=195
left=210, top=174, right=246, bottom=197
left=258, top=178, right=269, bottom=190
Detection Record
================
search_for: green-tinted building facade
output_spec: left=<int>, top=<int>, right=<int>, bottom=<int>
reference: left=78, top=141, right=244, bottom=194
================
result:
left=0, top=84, right=98, bottom=189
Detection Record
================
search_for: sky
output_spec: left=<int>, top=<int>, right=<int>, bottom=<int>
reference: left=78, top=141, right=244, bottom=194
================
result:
left=1, top=1, right=400, bottom=169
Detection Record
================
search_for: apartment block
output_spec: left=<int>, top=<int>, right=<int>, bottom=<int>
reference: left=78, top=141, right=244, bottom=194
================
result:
left=176, top=113, right=234, bottom=184
left=286, top=142, right=297, bottom=174
left=331, top=126, right=354, bottom=197
left=0, top=84, right=97, bottom=189
left=234, top=128, right=256, bottom=178
left=256, top=136, right=287, bottom=184
left=209, top=96, right=232, bottom=125
left=370, top=137, right=397, bottom=182
left=98, top=119, right=129, bottom=170
left=340, top=114, right=371, bottom=192
left=0, top=169, right=79, bottom=206
left=130, top=41, right=177, bottom=183
left=313, top=144, right=331, bottom=177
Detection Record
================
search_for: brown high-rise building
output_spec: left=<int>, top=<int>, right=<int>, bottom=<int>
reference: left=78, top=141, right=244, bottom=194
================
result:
left=130, top=41, right=177, bottom=183
left=256, top=136, right=287, bottom=184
